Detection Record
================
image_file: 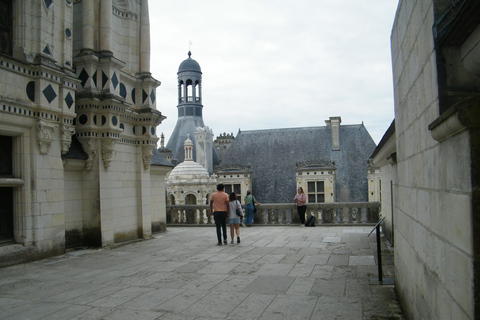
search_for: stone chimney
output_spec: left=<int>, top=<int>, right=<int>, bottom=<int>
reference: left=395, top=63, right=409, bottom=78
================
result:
left=194, top=126, right=214, bottom=173
left=325, top=116, right=342, bottom=151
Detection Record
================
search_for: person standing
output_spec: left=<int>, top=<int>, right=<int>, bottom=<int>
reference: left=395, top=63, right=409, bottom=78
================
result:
left=244, top=190, right=260, bottom=227
left=210, top=184, right=229, bottom=245
left=294, top=187, right=307, bottom=225
left=228, top=193, right=242, bottom=244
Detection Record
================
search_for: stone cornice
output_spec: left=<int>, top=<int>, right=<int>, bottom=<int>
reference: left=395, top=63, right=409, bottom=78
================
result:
left=429, top=95, right=480, bottom=141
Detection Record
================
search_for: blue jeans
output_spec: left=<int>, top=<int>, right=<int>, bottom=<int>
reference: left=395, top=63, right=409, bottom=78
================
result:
left=244, top=204, right=254, bottom=225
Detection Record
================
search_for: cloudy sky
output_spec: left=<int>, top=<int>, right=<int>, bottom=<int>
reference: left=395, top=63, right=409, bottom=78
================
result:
left=149, top=1, right=399, bottom=145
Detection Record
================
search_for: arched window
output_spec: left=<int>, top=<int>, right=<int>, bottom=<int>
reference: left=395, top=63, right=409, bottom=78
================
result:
left=185, top=194, right=196, bottom=205
left=186, top=79, right=193, bottom=102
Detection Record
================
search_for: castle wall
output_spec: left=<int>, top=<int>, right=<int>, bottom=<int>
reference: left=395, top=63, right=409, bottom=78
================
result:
left=0, top=0, right=168, bottom=267
left=392, top=1, right=474, bottom=318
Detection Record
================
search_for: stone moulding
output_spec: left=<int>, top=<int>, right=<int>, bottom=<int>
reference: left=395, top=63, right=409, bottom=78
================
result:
left=36, top=120, right=57, bottom=154
left=429, top=95, right=480, bottom=141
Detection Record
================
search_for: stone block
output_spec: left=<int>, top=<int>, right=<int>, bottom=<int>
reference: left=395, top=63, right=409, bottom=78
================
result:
left=445, top=246, right=474, bottom=318
left=450, top=194, right=473, bottom=254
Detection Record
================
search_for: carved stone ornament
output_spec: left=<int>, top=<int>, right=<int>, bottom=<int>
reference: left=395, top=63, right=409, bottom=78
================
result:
left=101, top=138, right=117, bottom=170
left=77, top=137, right=97, bottom=171
left=36, top=120, right=57, bottom=154
left=142, top=145, right=153, bottom=171
left=61, top=123, right=76, bottom=155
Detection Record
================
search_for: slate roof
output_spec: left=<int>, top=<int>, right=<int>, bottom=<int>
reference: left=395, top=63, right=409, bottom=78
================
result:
left=152, top=147, right=175, bottom=167
left=165, top=117, right=220, bottom=169
left=218, top=124, right=376, bottom=203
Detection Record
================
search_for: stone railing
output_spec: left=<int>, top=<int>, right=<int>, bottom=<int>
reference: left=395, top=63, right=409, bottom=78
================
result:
left=166, top=202, right=381, bottom=226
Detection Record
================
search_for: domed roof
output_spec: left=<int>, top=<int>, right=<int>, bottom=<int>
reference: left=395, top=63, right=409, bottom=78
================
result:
left=167, top=160, right=211, bottom=184
left=178, top=51, right=202, bottom=73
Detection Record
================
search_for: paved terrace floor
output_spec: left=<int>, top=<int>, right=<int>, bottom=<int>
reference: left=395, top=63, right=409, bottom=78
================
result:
left=0, top=226, right=404, bottom=320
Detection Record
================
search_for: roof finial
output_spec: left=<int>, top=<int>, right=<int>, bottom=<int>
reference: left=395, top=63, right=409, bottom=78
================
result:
left=188, top=51, right=191, bottom=58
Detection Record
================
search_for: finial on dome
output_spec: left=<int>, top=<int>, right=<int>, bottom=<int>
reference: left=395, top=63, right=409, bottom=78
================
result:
left=188, top=51, right=191, bottom=58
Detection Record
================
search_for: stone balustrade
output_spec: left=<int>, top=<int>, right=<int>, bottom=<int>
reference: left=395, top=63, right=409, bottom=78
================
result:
left=166, top=202, right=381, bottom=226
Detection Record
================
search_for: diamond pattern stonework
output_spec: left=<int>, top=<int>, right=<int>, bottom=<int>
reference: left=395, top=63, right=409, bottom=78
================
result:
left=43, top=85, right=57, bottom=104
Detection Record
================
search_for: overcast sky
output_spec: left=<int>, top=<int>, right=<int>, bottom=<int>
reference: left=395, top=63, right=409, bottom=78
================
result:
left=149, top=1, right=399, bottom=145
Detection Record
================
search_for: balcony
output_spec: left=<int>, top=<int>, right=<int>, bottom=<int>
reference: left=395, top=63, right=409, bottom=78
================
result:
left=167, top=202, right=381, bottom=225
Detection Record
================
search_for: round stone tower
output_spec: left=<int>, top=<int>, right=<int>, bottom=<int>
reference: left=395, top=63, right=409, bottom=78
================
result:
left=166, top=51, right=219, bottom=170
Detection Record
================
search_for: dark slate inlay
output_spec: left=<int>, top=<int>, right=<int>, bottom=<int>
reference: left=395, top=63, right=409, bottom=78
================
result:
left=142, top=89, right=148, bottom=103
left=111, top=72, right=118, bottom=90
left=43, top=0, right=53, bottom=9
left=112, top=116, right=118, bottom=126
left=102, top=115, right=106, bottom=126
left=26, top=81, right=35, bottom=102
left=43, top=84, right=57, bottom=104
left=120, top=123, right=124, bottom=130
left=43, top=45, right=51, bottom=55
left=93, top=115, right=97, bottom=125
left=92, top=70, right=97, bottom=88
left=65, top=28, right=72, bottom=38
left=79, top=68, right=89, bottom=88
left=79, top=114, right=88, bottom=125
left=131, top=88, right=136, bottom=104
left=142, top=126, right=147, bottom=135
left=102, top=71, right=108, bottom=88
left=150, top=89, right=155, bottom=104
left=65, top=92, right=74, bottom=109
left=151, top=127, right=155, bottom=135
left=119, top=83, right=126, bottom=99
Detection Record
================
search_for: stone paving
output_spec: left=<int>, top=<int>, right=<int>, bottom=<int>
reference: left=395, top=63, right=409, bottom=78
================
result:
left=0, top=226, right=404, bottom=319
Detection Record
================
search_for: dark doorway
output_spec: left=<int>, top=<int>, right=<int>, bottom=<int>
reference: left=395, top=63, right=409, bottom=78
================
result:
left=0, top=187, right=14, bottom=244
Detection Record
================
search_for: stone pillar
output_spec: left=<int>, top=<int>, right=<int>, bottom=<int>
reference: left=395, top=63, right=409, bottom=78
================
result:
left=139, top=0, right=150, bottom=73
left=100, top=0, right=112, bottom=52
left=81, top=0, right=94, bottom=51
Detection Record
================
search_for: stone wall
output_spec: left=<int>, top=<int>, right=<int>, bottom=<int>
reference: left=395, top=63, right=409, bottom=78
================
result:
left=0, top=0, right=170, bottom=267
left=391, top=1, right=474, bottom=319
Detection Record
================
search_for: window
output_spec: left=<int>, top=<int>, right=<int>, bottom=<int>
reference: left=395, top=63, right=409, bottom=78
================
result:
left=307, top=181, right=324, bottom=203
left=0, top=0, right=12, bottom=56
left=224, top=184, right=241, bottom=198
left=0, top=136, right=13, bottom=177
left=379, top=179, right=382, bottom=202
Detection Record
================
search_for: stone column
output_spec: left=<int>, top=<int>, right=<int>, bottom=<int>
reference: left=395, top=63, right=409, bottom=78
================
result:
left=81, top=0, right=94, bottom=50
left=140, top=0, right=151, bottom=73
left=100, top=0, right=112, bottom=52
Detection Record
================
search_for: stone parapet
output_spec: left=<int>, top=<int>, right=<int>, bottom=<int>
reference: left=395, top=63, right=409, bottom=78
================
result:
left=166, top=202, right=381, bottom=226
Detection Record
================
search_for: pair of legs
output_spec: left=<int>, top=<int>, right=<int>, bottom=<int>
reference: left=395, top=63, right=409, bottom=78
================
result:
left=230, top=223, right=240, bottom=243
left=297, top=205, right=307, bottom=224
left=213, top=212, right=227, bottom=244
left=244, top=204, right=254, bottom=226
